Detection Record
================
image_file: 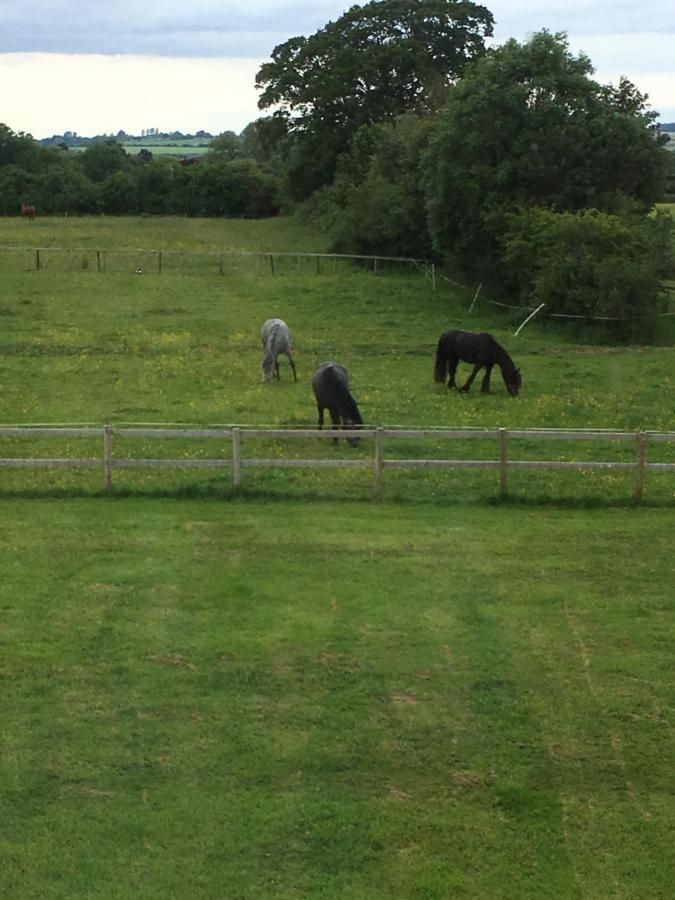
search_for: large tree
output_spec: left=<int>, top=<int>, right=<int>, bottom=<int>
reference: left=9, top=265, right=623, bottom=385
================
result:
left=425, top=31, right=670, bottom=280
left=255, top=0, right=494, bottom=198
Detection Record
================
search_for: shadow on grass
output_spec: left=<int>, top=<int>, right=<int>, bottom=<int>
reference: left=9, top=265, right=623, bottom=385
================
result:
left=0, top=483, right=671, bottom=510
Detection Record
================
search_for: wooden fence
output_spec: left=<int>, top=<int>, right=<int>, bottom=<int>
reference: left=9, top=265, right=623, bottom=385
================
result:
left=0, top=425, right=673, bottom=499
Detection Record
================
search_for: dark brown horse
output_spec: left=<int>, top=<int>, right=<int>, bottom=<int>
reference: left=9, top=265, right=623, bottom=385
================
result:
left=434, top=330, right=522, bottom=396
left=312, top=362, right=363, bottom=446
left=21, top=203, right=36, bottom=220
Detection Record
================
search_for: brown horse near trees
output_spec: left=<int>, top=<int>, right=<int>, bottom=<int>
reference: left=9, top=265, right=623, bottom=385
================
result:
left=21, top=203, right=37, bottom=219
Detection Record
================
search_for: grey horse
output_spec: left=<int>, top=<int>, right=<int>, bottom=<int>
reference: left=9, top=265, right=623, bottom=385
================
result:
left=261, top=318, right=297, bottom=383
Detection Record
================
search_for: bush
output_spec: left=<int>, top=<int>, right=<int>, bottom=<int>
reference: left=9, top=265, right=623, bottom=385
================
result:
left=501, top=207, right=673, bottom=336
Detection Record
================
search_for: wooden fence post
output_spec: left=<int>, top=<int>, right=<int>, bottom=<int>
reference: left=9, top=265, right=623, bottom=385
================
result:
left=499, top=427, right=508, bottom=495
left=373, top=426, right=384, bottom=497
left=103, top=424, right=113, bottom=490
left=232, top=427, right=242, bottom=488
left=36, top=249, right=40, bottom=271
left=269, top=254, right=275, bottom=275
left=219, top=254, right=224, bottom=276
left=635, top=430, right=646, bottom=500
left=96, top=250, right=102, bottom=273
left=158, top=251, right=162, bottom=274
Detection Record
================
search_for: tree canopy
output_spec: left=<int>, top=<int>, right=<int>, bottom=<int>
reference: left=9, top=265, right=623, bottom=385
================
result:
left=424, top=31, right=670, bottom=279
left=256, top=0, right=494, bottom=197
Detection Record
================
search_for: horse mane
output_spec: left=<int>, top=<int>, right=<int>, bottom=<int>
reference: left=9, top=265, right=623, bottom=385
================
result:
left=487, top=335, right=518, bottom=382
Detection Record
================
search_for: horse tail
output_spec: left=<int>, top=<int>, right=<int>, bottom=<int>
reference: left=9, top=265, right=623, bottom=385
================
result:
left=434, top=336, right=448, bottom=383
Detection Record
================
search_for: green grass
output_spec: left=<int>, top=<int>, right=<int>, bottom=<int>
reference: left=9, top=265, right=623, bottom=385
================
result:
left=0, top=216, right=672, bottom=503
left=1, top=498, right=673, bottom=898
left=0, top=217, right=673, bottom=897
left=0, top=214, right=330, bottom=254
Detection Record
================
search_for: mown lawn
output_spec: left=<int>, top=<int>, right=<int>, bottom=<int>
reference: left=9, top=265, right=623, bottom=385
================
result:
left=0, top=498, right=672, bottom=898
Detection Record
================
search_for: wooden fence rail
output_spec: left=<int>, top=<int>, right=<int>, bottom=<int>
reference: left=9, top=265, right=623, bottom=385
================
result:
left=0, top=425, right=673, bottom=499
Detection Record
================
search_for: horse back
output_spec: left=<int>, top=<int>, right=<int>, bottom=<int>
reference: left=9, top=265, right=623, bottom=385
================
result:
left=262, top=318, right=291, bottom=351
left=312, top=362, right=348, bottom=403
left=312, top=363, right=362, bottom=422
left=441, top=330, right=498, bottom=365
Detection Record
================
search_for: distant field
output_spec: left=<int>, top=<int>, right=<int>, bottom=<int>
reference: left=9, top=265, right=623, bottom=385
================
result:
left=122, top=142, right=210, bottom=158
left=0, top=214, right=330, bottom=254
left=67, top=138, right=212, bottom=158
left=0, top=215, right=672, bottom=898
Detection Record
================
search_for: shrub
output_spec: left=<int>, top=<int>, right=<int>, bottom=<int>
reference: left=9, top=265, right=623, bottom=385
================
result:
left=501, top=207, right=673, bottom=336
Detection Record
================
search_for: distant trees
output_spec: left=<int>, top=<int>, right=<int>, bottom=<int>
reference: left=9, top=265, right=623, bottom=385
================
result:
left=256, top=0, right=494, bottom=198
left=0, top=123, right=282, bottom=218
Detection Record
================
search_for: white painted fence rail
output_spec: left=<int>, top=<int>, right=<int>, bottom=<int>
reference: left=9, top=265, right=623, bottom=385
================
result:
left=0, top=424, right=673, bottom=499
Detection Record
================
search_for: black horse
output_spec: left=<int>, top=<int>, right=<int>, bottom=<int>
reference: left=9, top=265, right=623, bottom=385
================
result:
left=312, top=362, right=363, bottom=446
left=434, top=330, right=522, bottom=396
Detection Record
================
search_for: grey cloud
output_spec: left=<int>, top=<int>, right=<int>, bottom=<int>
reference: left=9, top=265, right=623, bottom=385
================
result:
left=0, top=1, right=346, bottom=56
left=1, top=1, right=673, bottom=58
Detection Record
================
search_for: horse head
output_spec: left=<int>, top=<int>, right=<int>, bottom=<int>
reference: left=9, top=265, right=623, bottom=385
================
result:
left=261, top=350, right=275, bottom=383
left=506, top=368, right=522, bottom=397
left=344, top=419, right=361, bottom=449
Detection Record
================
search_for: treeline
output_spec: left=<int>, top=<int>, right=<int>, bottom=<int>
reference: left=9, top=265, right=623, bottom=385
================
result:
left=0, top=125, right=280, bottom=217
left=2, top=0, right=673, bottom=333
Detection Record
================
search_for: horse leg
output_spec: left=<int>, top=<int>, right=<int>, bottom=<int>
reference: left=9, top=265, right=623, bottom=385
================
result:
left=481, top=364, right=493, bottom=393
left=317, top=405, right=325, bottom=430
left=447, top=356, right=459, bottom=390
left=274, top=358, right=280, bottom=380
left=287, top=352, right=297, bottom=382
left=459, top=364, right=482, bottom=393
left=329, top=407, right=341, bottom=445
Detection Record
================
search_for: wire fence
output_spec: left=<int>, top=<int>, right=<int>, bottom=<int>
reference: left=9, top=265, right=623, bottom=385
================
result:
left=2, top=243, right=672, bottom=327
left=0, top=245, right=428, bottom=278
left=436, top=273, right=675, bottom=324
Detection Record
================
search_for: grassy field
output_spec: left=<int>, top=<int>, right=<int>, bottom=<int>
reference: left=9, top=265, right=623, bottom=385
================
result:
left=1, top=498, right=672, bottom=898
left=0, top=216, right=673, bottom=897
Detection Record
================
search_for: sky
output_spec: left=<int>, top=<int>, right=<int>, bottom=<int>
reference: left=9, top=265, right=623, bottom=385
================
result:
left=0, top=1, right=673, bottom=138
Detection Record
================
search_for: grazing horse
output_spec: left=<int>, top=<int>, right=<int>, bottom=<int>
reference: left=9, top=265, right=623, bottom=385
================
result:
left=261, top=318, right=297, bottom=383
left=312, top=362, right=363, bottom=447
left=21, top=203, right=36, bottom=220
left=434, top=330, right=522, bottom=396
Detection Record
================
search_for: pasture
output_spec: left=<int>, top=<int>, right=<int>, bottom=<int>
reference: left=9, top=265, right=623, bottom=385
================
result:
left=0, top=216, right=673, bottom=897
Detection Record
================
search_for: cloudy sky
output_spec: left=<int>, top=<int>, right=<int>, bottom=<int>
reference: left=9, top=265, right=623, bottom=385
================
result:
left=1, top=1, right=673, bottom=138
